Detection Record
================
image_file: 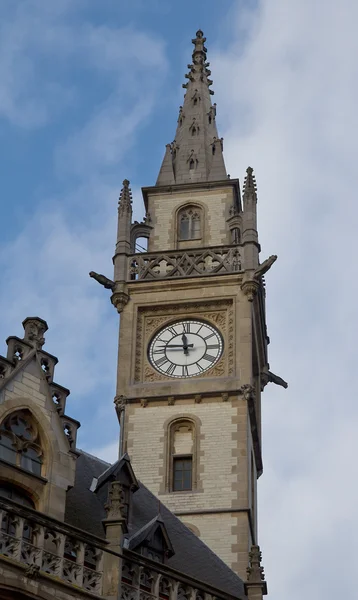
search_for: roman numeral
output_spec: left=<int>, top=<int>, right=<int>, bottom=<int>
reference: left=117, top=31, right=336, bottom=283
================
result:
left=153, top=349, right=166, bottom=354
left=155, top=356, right=168, bottom=367
left=165, top=363, right=176, bottom=375
left=196, top=363, right=204, bottom=372
left=196, top=324, right=204, bottom=335
left=182, top=365, right=189, bottom=377
left=183, top=322, right=190, bottom=333
left=203, top=332, right=215, bottom=340
left=167, top=327, right=177, bottom=337
left=202, top=353, right=216, bottom=363
left=206, top=344, right=219, bottom=350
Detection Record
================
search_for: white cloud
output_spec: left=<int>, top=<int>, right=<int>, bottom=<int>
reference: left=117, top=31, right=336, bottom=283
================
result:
left=211, top=1, right=358, bottom=598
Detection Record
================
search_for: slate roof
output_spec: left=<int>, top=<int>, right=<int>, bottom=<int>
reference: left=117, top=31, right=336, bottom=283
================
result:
left=65, top=450, right=246, bottom=599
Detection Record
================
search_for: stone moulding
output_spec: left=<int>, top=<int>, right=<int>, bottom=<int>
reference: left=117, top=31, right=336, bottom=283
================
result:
left=134, top=299, right=234, bottom=383
left=128, top=244, right=242, bottom=281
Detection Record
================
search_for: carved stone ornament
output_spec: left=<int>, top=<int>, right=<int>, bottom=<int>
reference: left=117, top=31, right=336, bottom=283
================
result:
left=128, top=245, right=242, bottom=281
left=168, top=396, right=175, bottom=406
left=114, top=394, right=127, bottom=413
left=221, top=392, right=229, bottom=402
left=111, top=291, right=130, bottom=314
left=140, top=399, right=148, bottom=408
left=105, top=481, right=126, bottom=520
left=25, top=563, right=41, bottom=579
left=194, top=394, right=202, bottom=404
left=241, top=280, right=260, bottom=302
left=239, top=384, right=255, bottom=402
left=135, top=300, right=234, bottom=383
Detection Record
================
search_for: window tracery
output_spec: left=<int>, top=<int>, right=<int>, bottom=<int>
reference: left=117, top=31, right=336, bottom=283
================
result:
left=178, top=206, right=202, bottom=241
left=0, top=410, right=43, bottom=476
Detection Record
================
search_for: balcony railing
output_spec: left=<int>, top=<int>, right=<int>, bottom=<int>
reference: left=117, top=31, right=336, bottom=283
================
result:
left=120, top=554, right=239, bottom=600
left=128, top=245, right=242, bottom=281
left=0, top=497, right=104, bottom=595
left=0, top=498, right=242, bottom=600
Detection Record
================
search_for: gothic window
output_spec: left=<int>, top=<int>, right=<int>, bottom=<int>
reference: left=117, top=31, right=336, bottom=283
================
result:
left=178, top=206, right=202, bottom=241
left=0, top=410, right=43, bottom=476
left=231, top=227, right=241, bottom=244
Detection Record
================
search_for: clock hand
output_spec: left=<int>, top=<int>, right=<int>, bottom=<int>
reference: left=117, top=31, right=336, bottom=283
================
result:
left=182, top=332, right=190, bottom=356
left=155, top=344, right=194, bottom=349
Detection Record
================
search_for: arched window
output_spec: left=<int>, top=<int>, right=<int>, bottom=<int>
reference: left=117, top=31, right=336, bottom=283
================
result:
left=178, top=206, right=202, bottom=241
left=170, top=420, right=195, bottom=492
left=0, top=410, right=43, bottom=476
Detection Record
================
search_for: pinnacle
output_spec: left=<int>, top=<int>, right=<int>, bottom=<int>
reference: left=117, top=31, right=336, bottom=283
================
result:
left=243, top=166, right=257, bottom=198
left=118, top=179, right=132, bottom=213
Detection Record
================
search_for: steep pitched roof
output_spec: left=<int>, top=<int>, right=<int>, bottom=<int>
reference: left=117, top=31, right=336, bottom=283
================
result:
left=65, top=450, right=246, bottom=599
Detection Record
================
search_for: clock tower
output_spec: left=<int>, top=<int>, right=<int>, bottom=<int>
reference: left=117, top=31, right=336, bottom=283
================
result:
left=104, top=30, right=284, bottom=581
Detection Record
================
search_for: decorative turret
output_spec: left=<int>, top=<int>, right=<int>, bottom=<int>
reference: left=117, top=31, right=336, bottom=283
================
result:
left=156, top=30, right=227, bottom=185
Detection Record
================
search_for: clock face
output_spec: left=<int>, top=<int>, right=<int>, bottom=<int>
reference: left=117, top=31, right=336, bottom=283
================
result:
left=148, top=319, right=223, bottom=378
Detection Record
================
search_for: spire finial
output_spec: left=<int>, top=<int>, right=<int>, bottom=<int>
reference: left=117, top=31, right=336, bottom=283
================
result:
left=118, top=179, right=132, bottom=215
left=192, top=29, right=207, bottom=61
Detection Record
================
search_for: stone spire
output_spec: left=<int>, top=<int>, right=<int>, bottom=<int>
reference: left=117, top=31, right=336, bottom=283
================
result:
left=156, top=30, right=227, bottom=185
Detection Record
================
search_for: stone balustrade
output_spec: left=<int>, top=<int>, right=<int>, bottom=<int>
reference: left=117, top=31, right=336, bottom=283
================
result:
left=0, top=498, right=240, bottom=600
left=0, top=497, right=104, bottom=594
left=120, top=555, right=236, bottom=600
left=128, top=245, right=242, bottom=281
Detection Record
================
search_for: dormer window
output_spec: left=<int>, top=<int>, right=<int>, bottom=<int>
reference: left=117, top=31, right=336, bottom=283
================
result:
left=178, top=206, right=202, bottom=241
left=0, top=410, right=43, bottom=476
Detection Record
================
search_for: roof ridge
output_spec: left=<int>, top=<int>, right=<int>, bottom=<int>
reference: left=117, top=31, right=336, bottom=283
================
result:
left=77, top=448, right=111, bottom=467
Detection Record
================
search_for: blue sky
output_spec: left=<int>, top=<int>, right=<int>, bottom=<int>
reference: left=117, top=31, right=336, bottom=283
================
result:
left=1, top=1, right=358, bottom=599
